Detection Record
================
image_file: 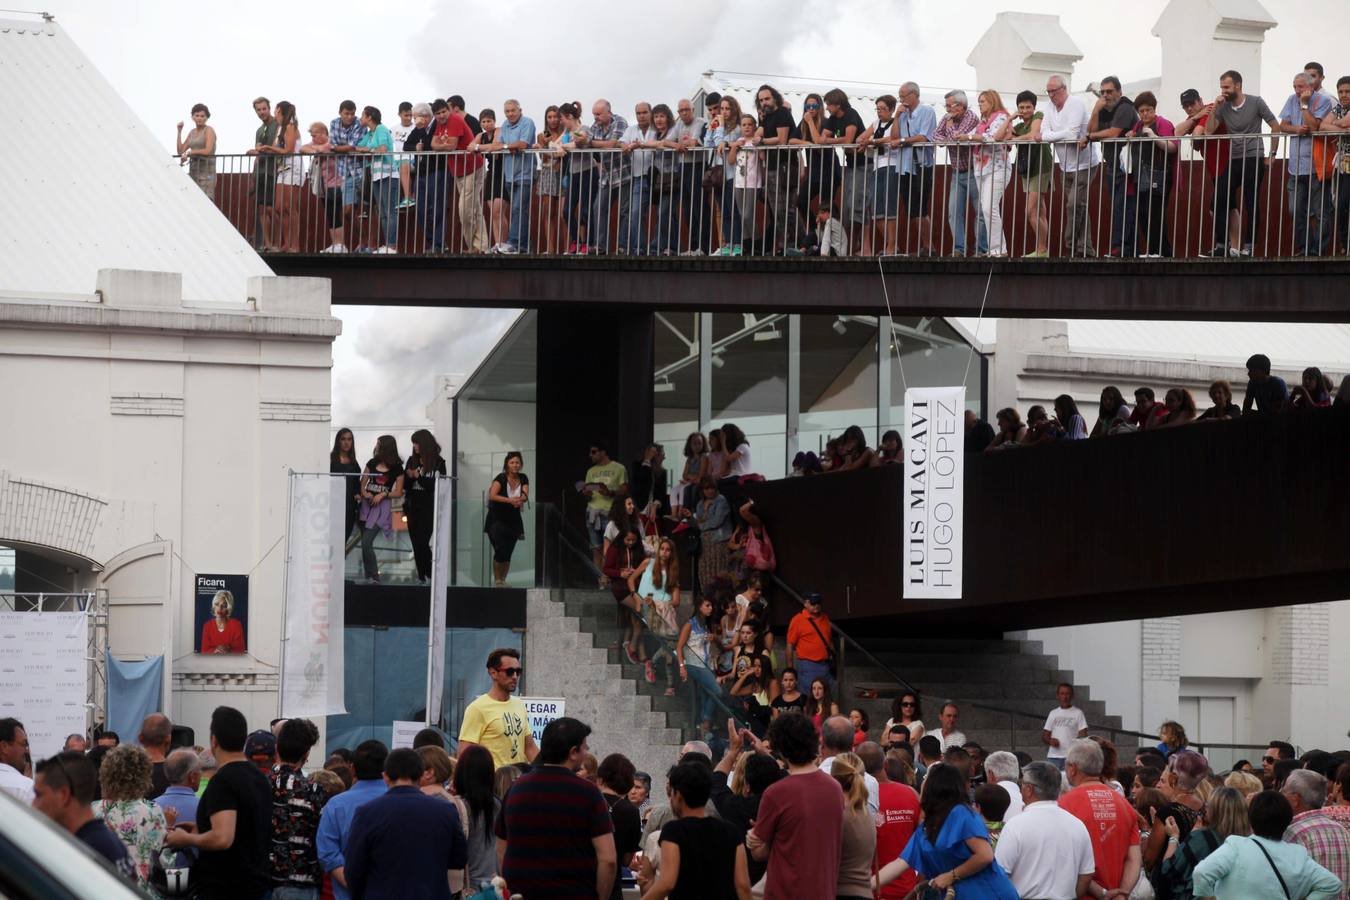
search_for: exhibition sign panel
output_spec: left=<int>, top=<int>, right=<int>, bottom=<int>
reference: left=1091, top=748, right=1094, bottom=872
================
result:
left=903, top=386, right=965, bottom=600
left=281, top=473, right=347, bottom=717
left=0, top=611, right=87, bottom=762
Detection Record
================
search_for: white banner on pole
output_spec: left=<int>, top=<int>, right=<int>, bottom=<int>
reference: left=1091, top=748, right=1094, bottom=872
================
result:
left=425, top=475, right=453, bottom=725
left=0, top=611, right=87, bottom=762
left=903, top=387, right=965, bottom=600
left=281, top=473, right=347, bottom=717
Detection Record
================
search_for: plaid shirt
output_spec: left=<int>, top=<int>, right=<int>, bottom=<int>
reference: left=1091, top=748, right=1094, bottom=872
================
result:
left=933, top=108, right=980, bottom=171
left=588, top=113, right=629, bottom=179
left=1285, top=809, right=1350, bottom=898
left=269, top=763, right=328, bottom=886
left=329, top=116, right=369, bottom=178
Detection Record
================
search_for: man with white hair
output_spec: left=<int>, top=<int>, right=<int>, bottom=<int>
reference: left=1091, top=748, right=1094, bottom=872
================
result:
left=155, top=748, right=202, bottom=870
left=933, top=89, right=985, bottom=256
left=1279, top=71, right=1334, bottom=257
left=995, top=761, right=1095, bottom=899
left=1282, top=769, right=1350, bottom=892
left=982, top=751, right=1024, bottom=820
left=896, top=81, right=938, bottom=256
left=1059, top=738, right=1142, bottom=900
left=819, top=716, right=878, bottom=814
left=1041, top=74, right=1100, bottom=256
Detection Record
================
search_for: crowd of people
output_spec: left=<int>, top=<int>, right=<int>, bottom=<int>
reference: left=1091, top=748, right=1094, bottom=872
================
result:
left=7, top=686, right=1349, bottom=900
left=183, top=63, right=1350, bottom=259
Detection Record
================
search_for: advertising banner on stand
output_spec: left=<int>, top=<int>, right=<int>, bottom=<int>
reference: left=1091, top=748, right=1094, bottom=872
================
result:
left=903, top=387, right=965, bottom=600
left=0, top=611, right=87, bottom=763
left=281, top=473, right=347, bottom=717
left=425, top=475, right=453, bottom=725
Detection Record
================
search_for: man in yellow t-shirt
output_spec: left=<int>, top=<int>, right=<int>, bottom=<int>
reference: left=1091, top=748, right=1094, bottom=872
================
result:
left=581, top=442, right=628, bottom=576
left=457, top=648, right=538, bottom=767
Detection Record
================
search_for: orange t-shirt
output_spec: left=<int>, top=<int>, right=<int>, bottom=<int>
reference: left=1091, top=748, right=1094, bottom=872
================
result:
left=1058, top=782, right=1140, bottom=893
left=786, top=610, right=832, bottom=662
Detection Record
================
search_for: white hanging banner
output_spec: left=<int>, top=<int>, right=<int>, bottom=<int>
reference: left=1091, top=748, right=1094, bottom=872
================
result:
left=903, top=387, right=965, bottom=600
left=425, top=475, right=453, bottom=724
left=0, top=610, right=87, bottom=763
left=281, top=473, right=347, bottom=716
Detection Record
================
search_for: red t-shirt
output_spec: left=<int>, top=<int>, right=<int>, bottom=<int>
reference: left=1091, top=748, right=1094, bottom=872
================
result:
left=1129, top=402, right=1168, bottom=431
left=876, top=782, right=921, bottom=899
left=1058, top=783, right=1140, bottom=893
left=752, top=769, right=844, bottom=900
left=1193, top=114, right=1230, bottom=178
left=435, top=113, right=481, bottom=177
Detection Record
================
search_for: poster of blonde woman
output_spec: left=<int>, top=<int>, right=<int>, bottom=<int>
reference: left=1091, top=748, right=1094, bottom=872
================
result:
left=194, top=575, right=249, bottom=654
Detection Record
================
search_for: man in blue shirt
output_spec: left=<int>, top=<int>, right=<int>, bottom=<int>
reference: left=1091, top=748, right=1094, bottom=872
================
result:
left=1242, top=353, right=1289, bottom=414
left=316, top=740, right=388, bottom=900
left=498, top=100, right=537, bottom=254
left=344, top=748, right=467, bottom=900
left=155, top=748, right=202, bottom=870
left=1279, top=72, right=1334, bottom=256
left=896, top=81, right=938, bottom=256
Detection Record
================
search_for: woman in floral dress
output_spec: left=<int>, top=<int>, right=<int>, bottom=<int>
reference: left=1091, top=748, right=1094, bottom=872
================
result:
left=94, top=743, right=170, bottom=896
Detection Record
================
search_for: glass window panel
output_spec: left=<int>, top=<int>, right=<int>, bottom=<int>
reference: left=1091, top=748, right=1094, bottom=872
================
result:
left=798, top=315, right=879, bottom=456
left=711, top=313, right=787, bottom=479
left=886, top=318, right=982, bottom=433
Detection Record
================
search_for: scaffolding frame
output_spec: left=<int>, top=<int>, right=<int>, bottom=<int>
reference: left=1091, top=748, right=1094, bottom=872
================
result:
left=0, top=590, right=108, bottom=737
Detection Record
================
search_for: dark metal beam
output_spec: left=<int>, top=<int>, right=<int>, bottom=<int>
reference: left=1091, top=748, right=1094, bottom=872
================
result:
left=266, top=254, right=1350, bottom=321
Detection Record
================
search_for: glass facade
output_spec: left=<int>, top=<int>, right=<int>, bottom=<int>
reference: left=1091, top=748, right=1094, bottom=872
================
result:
left=454, top=311, right=983, bottom=521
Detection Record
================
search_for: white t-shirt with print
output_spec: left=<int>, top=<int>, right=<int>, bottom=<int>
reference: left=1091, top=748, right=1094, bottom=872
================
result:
left=1043, top=705, right=1088, bottom=759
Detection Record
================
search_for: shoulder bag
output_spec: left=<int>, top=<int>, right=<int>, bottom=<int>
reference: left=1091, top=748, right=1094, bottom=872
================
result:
left=1253, top=838, right=1293, bottom=900
left=806, top=613, right=838, bottom=678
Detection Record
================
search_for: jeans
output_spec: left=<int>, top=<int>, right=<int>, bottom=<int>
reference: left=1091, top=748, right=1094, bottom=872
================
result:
left=360, top=524, right=381, bottom=579
left=591, top=172, right=630, bottom=253
left=1062, top=166, right=1097, bottom=256
left=947, top=168, right=988, bottom=255
left=369, top=176, right=399, bottom=248
left=270, top=888, right=319, bottom=900
left=1105, top=167, right=1136, bottom=256
left=1046, top=756, right=1067, bottom=772
left=508, top=179, right=533, bottom=251
left=415, top=173, right=446, bottom=251
left=717, top=176, right=741, bottom=245
left=1287, top=173, right=1330, bottom=256
left=975, top=161, right=1010, bottom=255
left=795, top=658, right=833, bottom=695
left=679, top=163, right=711, bottom=252
left=685, top=663, right=720, bottom=725
left=620, top=175, right=651, bottom=254
left=1135, top=180, right=1173, bottom=256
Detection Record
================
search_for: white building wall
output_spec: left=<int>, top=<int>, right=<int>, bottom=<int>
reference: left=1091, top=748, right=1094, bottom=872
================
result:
left=0, top=271, right=339, bottom=745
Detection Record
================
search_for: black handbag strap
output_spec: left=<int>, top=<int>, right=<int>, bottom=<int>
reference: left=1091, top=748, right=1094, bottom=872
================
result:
left=806, top=614, right=836, bottom=661
left=1253, top=838, right=1292, bottom=900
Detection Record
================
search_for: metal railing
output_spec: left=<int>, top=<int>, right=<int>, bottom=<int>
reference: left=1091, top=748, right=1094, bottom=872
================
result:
left=193, top=132, right=1350, bottom=260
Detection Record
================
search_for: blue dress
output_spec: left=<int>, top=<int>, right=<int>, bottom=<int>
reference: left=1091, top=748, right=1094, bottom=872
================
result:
left=899, top=804, right=1018, bottom=899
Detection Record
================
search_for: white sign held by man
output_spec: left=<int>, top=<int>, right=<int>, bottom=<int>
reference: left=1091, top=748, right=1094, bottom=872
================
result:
left=903, top=387, right=965, bottom=599
left=519, top=697, right=566, bottom=743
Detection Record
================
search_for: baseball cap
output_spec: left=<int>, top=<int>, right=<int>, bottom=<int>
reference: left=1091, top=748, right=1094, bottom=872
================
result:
left=1179, top=88, right=1201, bottom=107
left=804, top=591, right=824, bottom=607
left=244, top=729, right=277, bottom=762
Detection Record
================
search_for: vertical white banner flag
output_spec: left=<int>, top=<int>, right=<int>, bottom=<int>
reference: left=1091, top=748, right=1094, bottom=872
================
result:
left=425, top=475, right=453, bottom=725
left=903, top=387, right=965, bottom=599
left=281, top=473, right=347, bottom=717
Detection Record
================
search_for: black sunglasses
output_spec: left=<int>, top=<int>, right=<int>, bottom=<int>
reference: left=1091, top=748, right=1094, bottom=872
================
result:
left=1262, top=755, right=1277, bottom=763
left=496, top=666, right=523, bottom=677
left=901, top=701, right=916, bottom=707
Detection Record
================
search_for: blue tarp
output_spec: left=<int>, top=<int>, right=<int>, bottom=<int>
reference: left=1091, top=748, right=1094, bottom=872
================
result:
left=107, top=655, right=163, bottom=742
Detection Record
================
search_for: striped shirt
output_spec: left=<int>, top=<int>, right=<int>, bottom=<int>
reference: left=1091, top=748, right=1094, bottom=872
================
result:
left=496, top=766, right=613, bottom=899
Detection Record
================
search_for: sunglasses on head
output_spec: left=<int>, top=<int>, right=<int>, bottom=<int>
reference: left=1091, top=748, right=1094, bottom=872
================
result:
left=496, top=666, right=523, bottom=677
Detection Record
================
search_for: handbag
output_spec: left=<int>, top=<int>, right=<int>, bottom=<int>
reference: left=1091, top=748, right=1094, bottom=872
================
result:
left=744, top=527, right=776, bottom=572
left=702, top=163, right=725, bottom=189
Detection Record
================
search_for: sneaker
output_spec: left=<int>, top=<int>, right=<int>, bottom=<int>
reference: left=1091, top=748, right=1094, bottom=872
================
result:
left=489, top=243, right=505, bottom=254
left=321, top=244, right=348, bottom=254
left=680, top=249, right=705, bottom=257
left=567, top=241, right=578, bottom=255
left=398, top=198, right=416, bottom=209
left=1205, top=246, right=1228, bottom=258
left=644, top=660, right=656, bottom=684
left=374, top=246, right=396, bottom=254
left=785, top=247, right=805, bottom=257
left=577, top=243, right=590, bottom=255
left=1025, top=250, right=1048, bottom=258
left=731, top=245, right=744, bottom=256
left=624, top=644, right=640, bottom=665
left=499, top=244, right=519, bottom=255
left=1240, top=245, right=1253, bottom=257
left=715, top=246, right=734, bottom=256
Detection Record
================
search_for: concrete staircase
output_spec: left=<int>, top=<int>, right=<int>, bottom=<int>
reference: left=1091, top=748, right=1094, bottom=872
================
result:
left=840, top=635, right=1127, bottom=757
left=522, top=589, right=689, bottom=788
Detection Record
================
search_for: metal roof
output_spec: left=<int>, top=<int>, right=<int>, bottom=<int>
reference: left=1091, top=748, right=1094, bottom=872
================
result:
left=0, top=16, right=272, bottom=304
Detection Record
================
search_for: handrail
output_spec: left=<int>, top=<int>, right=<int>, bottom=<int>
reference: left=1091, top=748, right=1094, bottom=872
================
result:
left=538, top=504, right=755, bottom=735
left=769, top=571, right=1170, bottom=750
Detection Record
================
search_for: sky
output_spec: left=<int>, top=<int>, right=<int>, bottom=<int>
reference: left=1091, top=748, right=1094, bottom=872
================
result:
left=34, top=0, right=1344, bottom=433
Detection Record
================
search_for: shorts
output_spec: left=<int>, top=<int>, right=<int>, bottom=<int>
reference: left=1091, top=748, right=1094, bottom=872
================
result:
left=322, top=187, right=343, bottom=229
left=872, top=166, right=900, bottom=219
left=585, top=507, right=607, bottom=549
left=900, top=168, right=935, bottom=218
left=254, top=174, right=276, bottom=207
left=342, top=170, right=363, bottom=206
left=841, top=165, right=871, bottom=225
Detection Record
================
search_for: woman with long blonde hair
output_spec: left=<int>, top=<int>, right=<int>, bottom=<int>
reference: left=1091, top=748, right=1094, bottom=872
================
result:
left=829, top=752, right=878, bottom=899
